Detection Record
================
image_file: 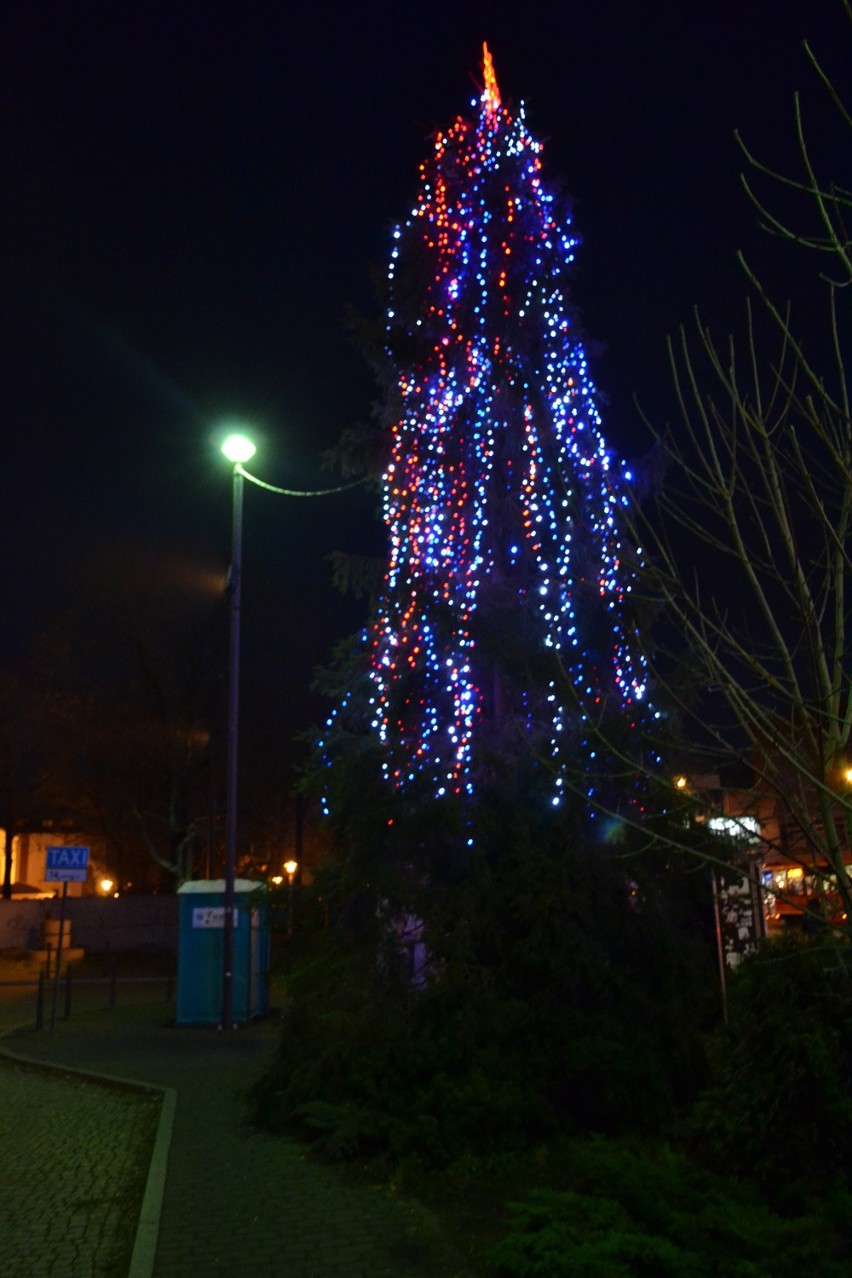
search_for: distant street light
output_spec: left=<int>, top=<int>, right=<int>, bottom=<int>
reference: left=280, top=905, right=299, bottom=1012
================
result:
left=220, top=430, right=256, bottom=1030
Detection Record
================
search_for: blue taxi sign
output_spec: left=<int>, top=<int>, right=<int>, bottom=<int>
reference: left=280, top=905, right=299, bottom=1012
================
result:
left=45, top=846, right=90, bottom=883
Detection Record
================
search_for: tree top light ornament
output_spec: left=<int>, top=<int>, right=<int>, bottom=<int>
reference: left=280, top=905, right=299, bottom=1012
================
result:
left=327, top=44, right=657, bottom=819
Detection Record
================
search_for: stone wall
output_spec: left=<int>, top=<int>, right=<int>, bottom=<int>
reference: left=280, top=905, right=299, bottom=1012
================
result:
left=0, top=896, right=178, bottom=954
left=0, top=901, right=44, bottom=952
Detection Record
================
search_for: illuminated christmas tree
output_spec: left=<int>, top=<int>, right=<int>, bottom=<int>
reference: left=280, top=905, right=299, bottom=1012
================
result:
left=328, top=46, right=655, bottom=820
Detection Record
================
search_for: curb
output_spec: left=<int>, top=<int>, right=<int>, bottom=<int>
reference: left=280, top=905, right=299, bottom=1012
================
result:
left=0, top=1027, right=175, bottom=1278
left=128, top=1085, right=176, bottom=1278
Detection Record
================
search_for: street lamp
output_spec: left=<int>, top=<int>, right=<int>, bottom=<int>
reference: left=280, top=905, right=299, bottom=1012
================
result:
left=220, top=430, right=256, bottom=1029
left=284, top=859, right=298, bottom=935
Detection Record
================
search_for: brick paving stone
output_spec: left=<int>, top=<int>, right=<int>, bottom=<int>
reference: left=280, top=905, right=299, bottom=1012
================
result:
left=0, top=1054, right=161, bottom=1278
left=1, top=983, right=474, bottom=1278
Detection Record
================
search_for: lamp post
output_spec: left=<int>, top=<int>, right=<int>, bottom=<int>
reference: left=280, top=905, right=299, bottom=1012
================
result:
left=284, top=858, right=298, bottom=936
left=220, top=430, right=256, bottom=1030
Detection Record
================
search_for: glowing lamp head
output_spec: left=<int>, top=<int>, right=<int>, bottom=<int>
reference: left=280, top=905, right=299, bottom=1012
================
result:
left=283, top=859, right=298, bottom=877
left=674, top=775, right=688, bottom=791
left=221, top=433, right=256, bottom=464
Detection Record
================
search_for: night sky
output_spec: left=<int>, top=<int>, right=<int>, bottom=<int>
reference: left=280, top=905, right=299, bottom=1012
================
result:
left=2, top=1, right=848, bottom=740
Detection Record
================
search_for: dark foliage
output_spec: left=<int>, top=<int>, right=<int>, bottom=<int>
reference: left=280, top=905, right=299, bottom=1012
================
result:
left=253, top=783, right=717, bottom=1169
left=691, top=933, right=852, bottom=1211
left=488, top=1137, right=849, bottom=1277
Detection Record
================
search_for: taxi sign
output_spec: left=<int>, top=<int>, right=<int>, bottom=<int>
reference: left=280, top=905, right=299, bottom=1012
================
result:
left=45, top=846, right=90, bottom=883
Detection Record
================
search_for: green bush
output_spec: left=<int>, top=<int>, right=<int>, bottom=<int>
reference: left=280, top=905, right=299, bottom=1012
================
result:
left=490, top=1189, right=688, bottom=1277
left=691, top=934, right=852, bottom=1208
left=489, top=1139, right=849, bottom=1277
left=253, top=800, right=717, bottom=1169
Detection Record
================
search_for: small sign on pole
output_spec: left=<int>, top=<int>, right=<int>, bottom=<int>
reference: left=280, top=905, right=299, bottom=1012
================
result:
left=45, top=846, right=90, bottom=883
left=43, top=847, right=89, bottom=1034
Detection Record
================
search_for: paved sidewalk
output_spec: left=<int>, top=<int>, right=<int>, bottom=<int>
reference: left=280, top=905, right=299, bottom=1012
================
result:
left=0, top=982, right=472, bottom=1278
left=0, top=1051, right=160, bottom=1277
left=0, top=984, right=161, bottom=1278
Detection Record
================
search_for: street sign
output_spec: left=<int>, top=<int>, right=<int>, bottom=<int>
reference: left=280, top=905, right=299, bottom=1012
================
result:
left=45, top=846, right=90, bottom=883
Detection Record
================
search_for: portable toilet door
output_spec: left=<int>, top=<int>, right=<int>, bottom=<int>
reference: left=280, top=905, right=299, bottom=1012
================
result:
left=233, top=898, right=270, bottom=1020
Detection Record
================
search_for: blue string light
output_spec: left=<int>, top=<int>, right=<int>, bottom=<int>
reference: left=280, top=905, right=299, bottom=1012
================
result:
left=322, top=45, right=655, bottom=812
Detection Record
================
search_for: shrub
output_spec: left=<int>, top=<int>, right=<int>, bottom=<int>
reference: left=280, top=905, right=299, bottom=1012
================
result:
left=489, top=1139, right=849, bottom=1277
left=490, top=1188, right=689, bottom=1278
left=254, top=825, right=716, bottom=1169
left=691, top=934, right=852, bottom=1209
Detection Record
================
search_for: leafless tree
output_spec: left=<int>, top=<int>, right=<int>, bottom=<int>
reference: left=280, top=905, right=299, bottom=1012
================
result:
left=576, top=8, right=852, bottom=928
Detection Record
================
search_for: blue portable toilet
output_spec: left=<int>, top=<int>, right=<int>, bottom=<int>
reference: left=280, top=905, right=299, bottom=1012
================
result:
left=176, top=879, right=270, bottom=1025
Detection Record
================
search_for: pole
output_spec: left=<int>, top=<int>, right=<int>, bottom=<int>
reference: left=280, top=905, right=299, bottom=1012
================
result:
left=711, top=869, right=729, bottom=1026
left=35, top=968, right=45, bottom=1031
left=49, top=882, right=68, bottom=1035
left=246, top=907, right=253, bottom=1022
left=287, top=869, right=294, bottom=937
left=222, top=463, right=244, bottom=1030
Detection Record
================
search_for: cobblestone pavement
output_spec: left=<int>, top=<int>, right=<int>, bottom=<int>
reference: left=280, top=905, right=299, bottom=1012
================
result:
left=0, top=982, right=162, bottom=1278
left=0, top=1055, right=160, bottom=1278
left=0, top=981, right=473, bottom=1278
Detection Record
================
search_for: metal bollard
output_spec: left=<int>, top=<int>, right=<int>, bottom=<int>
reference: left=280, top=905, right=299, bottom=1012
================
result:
left=35, top=968, right=45, bottom=1031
